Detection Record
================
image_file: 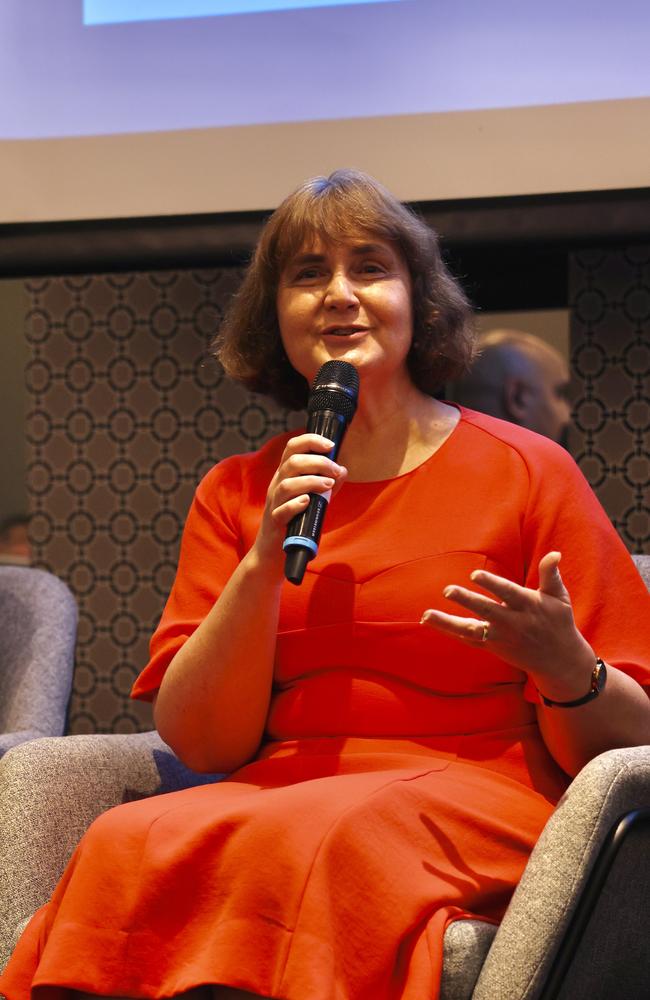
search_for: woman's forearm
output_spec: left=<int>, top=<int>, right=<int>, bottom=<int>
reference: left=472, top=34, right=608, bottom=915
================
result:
left=535, top=662, right=650, bottom=776
left=153, top=546, right=284, bottom=773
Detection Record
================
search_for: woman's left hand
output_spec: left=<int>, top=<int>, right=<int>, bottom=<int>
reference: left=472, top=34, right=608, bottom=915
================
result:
left=420, top=551, right=595, bottom=692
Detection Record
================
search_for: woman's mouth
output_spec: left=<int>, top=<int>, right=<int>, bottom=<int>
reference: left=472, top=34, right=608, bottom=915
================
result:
left=322, top=326, right=367, bottom=338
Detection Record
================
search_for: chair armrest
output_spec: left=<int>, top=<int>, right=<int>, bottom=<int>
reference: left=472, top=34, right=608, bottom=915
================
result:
left=0, top=568, right=77, bottom=738
left=0, top=731, right=223, bottom=970
left=0, top=731, right=45, bottom=757
left=472, top=744, right=650, bottom=1000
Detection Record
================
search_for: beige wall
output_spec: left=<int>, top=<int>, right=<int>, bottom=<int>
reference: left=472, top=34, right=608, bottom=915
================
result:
left=475, top=309, right=570, bottom=360
left=4, top=99, right=650, bottom=223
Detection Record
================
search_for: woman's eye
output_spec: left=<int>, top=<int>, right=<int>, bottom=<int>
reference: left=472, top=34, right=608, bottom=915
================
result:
left=359, top=262, right=386, bottom=275
left=294, top=267, right=322, bottom=281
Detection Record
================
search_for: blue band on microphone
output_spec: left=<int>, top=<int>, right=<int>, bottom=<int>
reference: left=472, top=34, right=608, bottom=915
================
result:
left=283, top=536, right=318, bottom=555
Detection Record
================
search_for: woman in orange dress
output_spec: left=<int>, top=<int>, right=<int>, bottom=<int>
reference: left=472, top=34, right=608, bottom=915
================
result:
left=2, top=169, right=650, bottom=1000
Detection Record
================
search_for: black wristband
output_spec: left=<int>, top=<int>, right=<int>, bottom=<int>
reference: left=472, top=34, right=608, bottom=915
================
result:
left=539, top=658, right=607, bottom=708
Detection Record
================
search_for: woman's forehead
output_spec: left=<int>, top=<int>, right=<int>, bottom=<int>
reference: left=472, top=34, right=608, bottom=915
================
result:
left=278, top=214, right=386, bottom=253
left=283, top=231, right=400, bottom=263
left=295, top=234, right=359, bottom=251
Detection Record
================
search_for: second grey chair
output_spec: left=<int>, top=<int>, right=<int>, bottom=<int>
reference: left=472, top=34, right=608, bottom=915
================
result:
left=0, top=565, right=77, bottom=757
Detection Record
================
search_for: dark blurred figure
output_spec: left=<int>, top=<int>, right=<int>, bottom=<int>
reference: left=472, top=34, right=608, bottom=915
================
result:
left=0, top=515, right=32, bottom=566
left=453, top=329, right=571, bottom=446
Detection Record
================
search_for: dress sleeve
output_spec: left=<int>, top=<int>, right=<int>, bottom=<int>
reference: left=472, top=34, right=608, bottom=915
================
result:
left=131, top=458, right=246, bottom=702
left=518, top=439, right=650, bottom=701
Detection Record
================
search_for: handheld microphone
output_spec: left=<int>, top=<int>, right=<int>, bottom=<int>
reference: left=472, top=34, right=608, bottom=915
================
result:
left=283, top=360, right=359, bottom=586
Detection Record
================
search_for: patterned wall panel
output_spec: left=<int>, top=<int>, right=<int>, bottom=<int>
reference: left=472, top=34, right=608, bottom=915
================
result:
left=569, top=246, right=650, bottom=555
left=25, top=270, right=300, bottom=734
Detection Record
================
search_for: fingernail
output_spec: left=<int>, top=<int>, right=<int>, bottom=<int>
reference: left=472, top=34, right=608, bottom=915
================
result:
left=470, top=571, right=480, bottom=581
left=420, top=611, right=432, bottom=624
left=443, top=586, right=454, bottom=599
left=323, top=478, right=335, bottom=488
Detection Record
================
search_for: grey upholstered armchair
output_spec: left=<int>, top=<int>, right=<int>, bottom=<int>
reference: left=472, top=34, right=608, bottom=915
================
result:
left=0, top=566, right=77, bottom=757
left=0, top=558, right=648, bottom=999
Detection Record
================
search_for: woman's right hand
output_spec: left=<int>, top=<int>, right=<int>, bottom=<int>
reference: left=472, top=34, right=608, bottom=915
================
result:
left=254, top=432, right=348, bottom=567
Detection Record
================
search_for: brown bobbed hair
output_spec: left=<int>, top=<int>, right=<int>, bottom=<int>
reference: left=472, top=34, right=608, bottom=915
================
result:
left=214, top=168, right=476, bottom=410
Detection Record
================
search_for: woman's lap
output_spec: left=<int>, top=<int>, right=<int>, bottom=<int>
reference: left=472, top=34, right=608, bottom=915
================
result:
left=1, top=753, right=554, bottom=1000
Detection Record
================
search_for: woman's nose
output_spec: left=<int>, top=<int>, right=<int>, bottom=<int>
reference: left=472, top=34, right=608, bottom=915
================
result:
left=324, top=271, right=358, bottom=308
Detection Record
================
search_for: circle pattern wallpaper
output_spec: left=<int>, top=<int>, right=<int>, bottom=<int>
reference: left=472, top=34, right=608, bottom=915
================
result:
left=25, top=268, right=301, bottom=734
left=570, top=247, right=649, bottom=553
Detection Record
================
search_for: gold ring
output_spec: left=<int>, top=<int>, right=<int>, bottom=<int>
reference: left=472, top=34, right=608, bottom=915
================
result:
left=480, top=621, right=489, bottom=643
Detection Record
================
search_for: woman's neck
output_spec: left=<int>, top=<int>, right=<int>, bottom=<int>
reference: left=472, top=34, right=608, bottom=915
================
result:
left=339, top=384, right=460, bottom=482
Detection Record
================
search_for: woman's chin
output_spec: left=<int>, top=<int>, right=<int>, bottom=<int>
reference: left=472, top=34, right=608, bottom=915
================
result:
left=319, top=338, right=371, bottom=367
left=299, top=343, right=365, bottom=379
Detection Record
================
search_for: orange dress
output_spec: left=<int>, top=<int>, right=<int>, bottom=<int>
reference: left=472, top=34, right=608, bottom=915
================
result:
left=2, top=409, right=650, bottom=1000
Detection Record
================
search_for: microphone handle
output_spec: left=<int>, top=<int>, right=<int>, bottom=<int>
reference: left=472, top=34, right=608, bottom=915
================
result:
left=283, top=409, right=347, bottom=585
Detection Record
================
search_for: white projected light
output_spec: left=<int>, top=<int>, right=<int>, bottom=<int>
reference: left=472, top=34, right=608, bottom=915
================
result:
left=83, top=0, right=396, bottom=24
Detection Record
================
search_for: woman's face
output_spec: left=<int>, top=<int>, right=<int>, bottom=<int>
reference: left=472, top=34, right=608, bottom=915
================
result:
left=276, top=235, right=413, bottom=389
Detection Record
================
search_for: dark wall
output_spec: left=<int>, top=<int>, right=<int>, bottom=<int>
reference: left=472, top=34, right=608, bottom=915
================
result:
left=569, top=246, right=650, bottom=553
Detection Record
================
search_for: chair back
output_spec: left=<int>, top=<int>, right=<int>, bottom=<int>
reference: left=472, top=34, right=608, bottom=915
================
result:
left=0, top=567, right=77, bottom=751
left=632, top=553, right=650, bottom=591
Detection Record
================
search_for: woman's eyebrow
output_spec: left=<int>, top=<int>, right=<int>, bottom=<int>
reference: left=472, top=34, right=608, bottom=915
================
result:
left=286, top=243, right=389, bottom=269
left=289, top=252, right=326, bottom=266
left=349, top=243, right=387, bottom=255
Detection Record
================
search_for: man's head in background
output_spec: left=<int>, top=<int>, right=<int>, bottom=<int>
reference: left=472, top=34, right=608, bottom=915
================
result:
left=453, top=329, right=571, bottom=446
left=0, top=515, right=32, bottom=565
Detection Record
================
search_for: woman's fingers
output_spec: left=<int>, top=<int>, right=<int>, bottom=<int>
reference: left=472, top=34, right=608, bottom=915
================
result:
left=270, top=476, right=336, bottom=526
left=270, top=493, right=310, bottom=524
left=422, top=571, right=528, bottom=649
left=422, top=552, right=580, bottom=676
left=285, top=432, right=335, bottom=451
left=255, top=433, right=347, bottom=565
left=330, top=463, right=348, bottom=499
left=266, top=433, right=348, bottom=528
left=420, top=608, right=489, bottom=644
left=467, top=569, right=530, bottom=610
left=538, top=551, right=570, bottom=602
left=442, top=584, right=505, bottom=622
left=279, top=437, right=345, bottom=482
left=275, top=473, right=336, bottom=503
left=283, top=433, right=338, bottom=459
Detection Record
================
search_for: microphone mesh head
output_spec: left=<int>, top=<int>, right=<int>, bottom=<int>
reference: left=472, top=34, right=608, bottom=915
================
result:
left=307, top=361, right=359, bottom=421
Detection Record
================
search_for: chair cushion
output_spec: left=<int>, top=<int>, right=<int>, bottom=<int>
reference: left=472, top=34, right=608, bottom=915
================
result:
left=441, top=918, right=498, bottom=1000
